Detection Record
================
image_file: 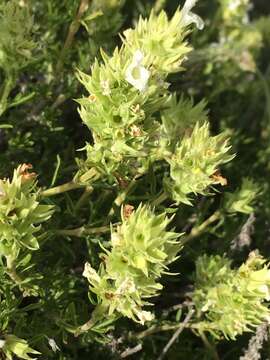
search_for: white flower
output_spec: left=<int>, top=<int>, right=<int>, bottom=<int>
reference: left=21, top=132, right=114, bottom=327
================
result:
left=0, top=339, right=5, bottom=349
left=137, top=310, right=154, bottom=325
left=181, top=0, right=204, bottom=30
left=48, top=338, right=60, bottom=352
left=125, top=50, right=150, bottom=92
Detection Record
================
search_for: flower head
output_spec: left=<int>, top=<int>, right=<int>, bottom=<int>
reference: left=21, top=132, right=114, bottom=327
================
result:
left=125, top=50, right=150, bottom=92
left=181, top=0, right=204, bottom=30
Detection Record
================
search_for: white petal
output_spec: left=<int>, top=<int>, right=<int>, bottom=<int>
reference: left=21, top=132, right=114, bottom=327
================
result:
left=48, top=338, right=60, bottom=352
left=183, top=0, right=198, bottom=12
left=125, top=64, right=150, bottom=92
left=182, top=0, right=204, bottom=30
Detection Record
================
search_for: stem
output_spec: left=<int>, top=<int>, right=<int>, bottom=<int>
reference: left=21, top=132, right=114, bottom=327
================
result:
left=41, top=181, right=86, bottom=197
left=134, top=321, right=199, bottom=340
left=56, top=0, right=90, bottom=72
left=199, top=331, right=220, bottom=360
left=0, top=76, right=14, bottom=117
left=108, top=178, right=138, bottom=217
left=56, top=224, right=111, bottom=237
left=182, top=210, right=221, bottom=245
left=120, top=344, right=142, bottom=359
left=157, top=309, right=194, bottom=360
left=74, top=318, right=94, bottom=337
left=75, top=185, right=94, bottom=211
left=152, top=191, right=168, bottom=207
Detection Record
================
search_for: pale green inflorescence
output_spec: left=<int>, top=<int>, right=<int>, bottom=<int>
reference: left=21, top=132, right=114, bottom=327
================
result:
left=194, top=252, right=270, bottom=340
left=83, top=205, right=181, bottom=324
left=166, top=122, right=234, bottom=205
left=0, top=164, right=54, bottom=260
left=77, top=2, right=204, bottom=182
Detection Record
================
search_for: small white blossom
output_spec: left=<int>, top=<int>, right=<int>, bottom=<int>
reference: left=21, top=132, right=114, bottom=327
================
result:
left=0, top=339, right=5, bottom=349
left=48, top=338, right=60, bottom=353
left=181, top=0, right=204, bottom=30
left=137, top=310, right=154, bottom=325
left=125, top=50, right=150, bottom=92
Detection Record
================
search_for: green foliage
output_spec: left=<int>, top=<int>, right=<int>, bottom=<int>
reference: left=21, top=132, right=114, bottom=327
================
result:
left=0, top=335, right=40, bottom=360
left=0, top=0, right=36, bottom=74
left=76, top=7, right=198, bottom=182
left=0, top=0, right=269, bottom=359
left=194, top=252, right=270, bottom=340
left=167, top=122, right=233, bottom=205
left=0, top=164, right=54, bottom=259
left=83, top=205, right=181, bottom=324
left=224, top=178, right=260, bottom=214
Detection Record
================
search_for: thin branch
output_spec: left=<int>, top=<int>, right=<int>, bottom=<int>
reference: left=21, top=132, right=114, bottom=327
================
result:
left=41, top=181, right=86, bottom=197
left=56, top=0, right=90, bottom=72
left=120, top=344, right=143, bottom=359
left=182, top=210, right=221, bottom=245
left=134, top=320, right=199, bottom=340
left=56, top=224, right=111, bottom=238
left=199, top=331, right=220, bottom=360
left=0, top=76, right=14, bottom=117
left=157, top=309, right=194, bottom=360
left=151, top=191, right=168, bottom=207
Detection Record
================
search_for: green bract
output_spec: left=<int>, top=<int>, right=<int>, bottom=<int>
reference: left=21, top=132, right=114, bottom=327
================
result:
left=194, top=252, right=270, bottom=339
left=161, top=94, right=209, bottom=150
left=0, top=164, right=54, bottom=259
left=83, top=205, right=181, bottom=324
left=166, top=122, right=234, bottom=205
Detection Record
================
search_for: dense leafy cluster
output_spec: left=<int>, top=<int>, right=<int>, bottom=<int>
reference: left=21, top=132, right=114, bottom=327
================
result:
left=194, top=252, right=270, bottom=339
left=0, top=0, right=269, bottom=359
left=83, top=205, right=181, bottom=325
left=0, top=164, right=54, bottom=258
